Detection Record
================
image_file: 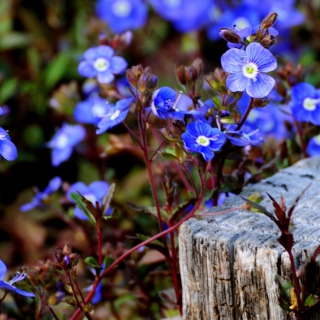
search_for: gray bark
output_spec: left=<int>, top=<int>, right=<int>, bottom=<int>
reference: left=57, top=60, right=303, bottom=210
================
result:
left=179, top=157, right=320, bottom=320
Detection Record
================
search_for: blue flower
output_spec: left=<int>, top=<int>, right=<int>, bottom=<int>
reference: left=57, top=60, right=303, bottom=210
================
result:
left=67, top=181, right=110, bottom=220
left=151, top=87, right=189, bottom=120
left=74, top=97, right=110, bottom=125
left=181, top=121, right=226, bottom=161
left=78, top=46, right=127, bottom=84
left=0, top=127, right=17, bottom=161
left=96, top=0, right=147, bottom=34
left=47, top=124, right=86, bottom=167
left=148, top=0, right=212, bottom=33
left=307, top=134, right=320, bottom=157
left=0, top=260, right=34, bottom=298
left=20, top=177, right=62, bottom=212
left=290, top=83, right=320, bottom=125
left=221, top=42, right=277, bottom=98
left=225, top=124, right=264, bottom=147
left=96, top=97, right=133, bottom=134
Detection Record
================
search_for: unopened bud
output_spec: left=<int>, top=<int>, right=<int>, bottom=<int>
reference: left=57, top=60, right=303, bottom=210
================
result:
left=261, top=35, right=276, bottom=48
left=185, top=66, right=198, bottom=83
left=54, top=248, right=64, bottom=263
left=192, top=58, right=204, bottom=78
left=175, top=65, right=187, bottom=85
left=261, top=12, right=278, bottom=29
left=63, top=243, right=72, bottom=256
left=219, top=28, right=242, bottom=44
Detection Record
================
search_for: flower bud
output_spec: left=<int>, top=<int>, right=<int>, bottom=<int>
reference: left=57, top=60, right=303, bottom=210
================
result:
left=219, top=28, right=241, bottom=44
left=261, top=12, right=278, bottom=29
left=175, top=65, right=187, bottom=85
left=261, top=35, right=276, bottom=48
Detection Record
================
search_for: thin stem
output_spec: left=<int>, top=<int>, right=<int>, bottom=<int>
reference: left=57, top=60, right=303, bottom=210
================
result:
left=149, top=139, right=165, bottom=162
left=197, top=205, right=243, bottom=217
left=96, top=223, right=103, bottom=266
left=67, top=272, right=93, bottom=320
left=235, top=97, right=255, bottom=131
left=48, top=306, right=60, bottom=320
left=122, top=121, right=143, bottom=148
left=0, top=291, right=8, bottom=304
left=288, top=251, right=303, bottom=308
left=74, top=280, right=86, bottom=304
left=293, top=118, right=307, bottom=158
left=181, top=163, right=199, bottom=198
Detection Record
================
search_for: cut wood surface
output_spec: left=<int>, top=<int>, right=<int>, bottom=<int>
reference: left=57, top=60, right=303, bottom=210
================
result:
left=179, top=157, right=320, bottom=320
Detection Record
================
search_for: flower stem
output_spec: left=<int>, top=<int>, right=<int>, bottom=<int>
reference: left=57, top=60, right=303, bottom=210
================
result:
left=235, top=97, right=254, bottom=131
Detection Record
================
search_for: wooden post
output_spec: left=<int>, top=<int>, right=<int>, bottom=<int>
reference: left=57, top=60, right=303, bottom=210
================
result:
left=179, top=157, right=320, bottom=320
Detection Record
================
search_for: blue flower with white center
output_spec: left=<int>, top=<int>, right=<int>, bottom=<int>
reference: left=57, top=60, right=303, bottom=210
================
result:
left=96, top=0, right=147, bottom=34
left=78, top=46, right=127, bottom=84
left=151, top=87, right=189, bottom=120
left=20, top=177, right=62, bottom=212
left=67, top=181, right=110, bottom=220
left=47, top=123, right=86, bottom=167
left=181, top=121, right=226, bottom=161
left=0, top=260, right=34, bottom=298
left=96, top=97, right=133, bottom=134
left=0, top=127, right=17, bottom=161
left=221, top=42, right=277, bottom=98
left=307, top=134, right=320, bottom=157
left=290, top=83, right=320, bottom=125
left=74, top=97, right=110, bottom=125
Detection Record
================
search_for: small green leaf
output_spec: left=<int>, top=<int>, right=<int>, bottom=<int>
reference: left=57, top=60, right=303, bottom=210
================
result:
left=127, top=202, right=168, bottom=222
left=220, top=116, right=236, bottom=124
left=84, top=257, right=100, bottom=269
left=103, top=256, right=115, bottom=269
left=0, top=78, right=18, bottom=103
left=160, top=152, right=181, bottom=164
left=304, top=294, right=319, bottom=307
left=69, top=192, right=96, bottom=226
left=136, top=234, right=164, bottom=248
left=0, top=32, right=34, bottom=50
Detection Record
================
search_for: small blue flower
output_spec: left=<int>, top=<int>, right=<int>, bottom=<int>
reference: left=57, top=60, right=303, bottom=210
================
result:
left=225, top=124, right=264, bottom=147
left=20, top=177, right=62, bottom=212
left=290, top=83, right=320, bottom=125
left=182, top=121, right=226, bottom=161
left=0, top=127, right=17, bottom=161
left=148, top=0, right=212, bottom=33
left=307, top=134, right=320, bottom=157
left=74, top=97, right=110, bottom=125
left=78, top=46, right=127, bottom=84
left=221, top=42, right=277, bottom=98
left=96, top=0, right=147, bottom=34
left=96, top=97, right=133, bottom=134
left=67, top=181, right=110, bottom=220
left=47, top=123, right=86, bottom=167
left=0, top=260, right=34, bottom=298
left=151, top=87, right=188, bottom=120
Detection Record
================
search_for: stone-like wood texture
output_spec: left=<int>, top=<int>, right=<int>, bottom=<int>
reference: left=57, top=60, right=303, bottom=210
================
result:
left=179, top=157, right=320, bottom=320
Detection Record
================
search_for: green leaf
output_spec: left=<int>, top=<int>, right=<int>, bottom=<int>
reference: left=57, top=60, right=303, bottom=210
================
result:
left=69, top=192, right=96, bottom=226
left=136, top=234, right=164, bottom=248
left=84, top=257, right=100, bottom=269
left=160, top=152, right=181, bottom=164
left=0, top=32, right=34, bottom=50
left=304, top=294, right=319, bottom=307
left=43, top=52, right=71, bottom=90
left=0, top=78, right=18, bottom=103
left=220, top=116, right=236, bottom=124
left=103, top=256, right=115, bottom=270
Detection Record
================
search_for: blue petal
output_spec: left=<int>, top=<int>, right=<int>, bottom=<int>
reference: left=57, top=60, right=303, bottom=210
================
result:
left=221, top=48, right=246, bottom=74
left=0, top=261, right=6, bottom=280
left=110, top=56, right=128, bottom=74
left=67, top=182, right=90, bottom=202
left=20, top=200, right=39, bottom=212
left=78, top=61, right=97, bottom=78
left=44, top=177, right=62, bottom=194
left=74, top=207, right=89, bottom=220
left=226, top=73, right=247, bottom=93
left=246, top=73, right=275, bottom=98
left=89, top=181, right=109, bottom=200
left=12, top=287, right=35, bottom=298
left=155, top=87, right=176, bottom=104
left=74, top=101, right=98, bottom=124
left=95, top=46, right=114, bottom=59
left=291, top=83, right=317, bottom=101
left=0, top=281, right=34, bottom=297
left=245, top=42, right=277, bottom=72
left=97, top=71, right=114, bottom=84
left=52, top=147, right=73, bottom=167
left=0, top=139, right=17, bottom=161
left=115, top=97, right=134, bottom=111
left=199, top=146, right=215, bottom=161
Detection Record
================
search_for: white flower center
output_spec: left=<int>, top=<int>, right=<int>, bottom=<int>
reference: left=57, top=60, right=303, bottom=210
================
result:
left=112, top=0, right=132, bottom=18
left=196, top=135, right=210, bottom=147
left=92, top=103, right=107, bottom=116
left=56, top=133, right=69, bottom=148
left=93, top=58, right=110, bottom=72
left=163, top=0, right=181, bottom=8
left=314, top=134, right=320, bottom=145
left=110, top=110, right=121, bottom=120
left=303, top=97, right=320, bottom=111
left=242, top=62, right=258, bottom=80
left=233, top=17, right=251, bottom=31
left=84, top=193, right=98, bottom=205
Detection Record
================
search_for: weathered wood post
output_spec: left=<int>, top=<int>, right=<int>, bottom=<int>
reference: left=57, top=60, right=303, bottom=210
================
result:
left=179, top=157, right=320, bottom=320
